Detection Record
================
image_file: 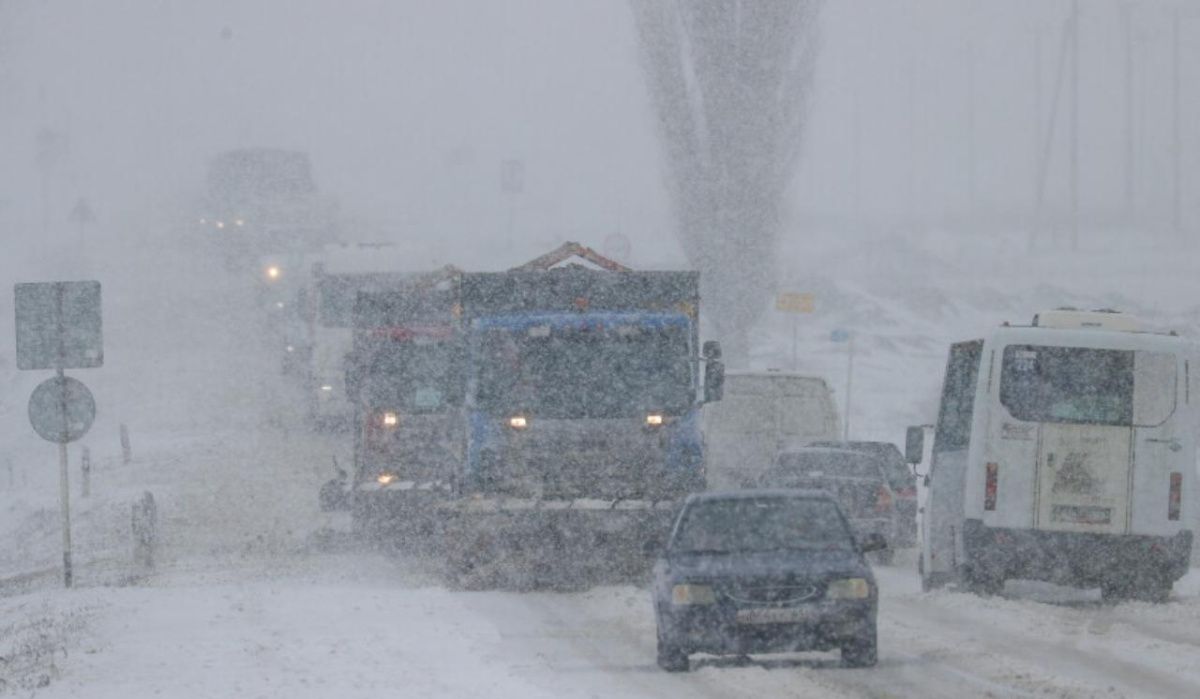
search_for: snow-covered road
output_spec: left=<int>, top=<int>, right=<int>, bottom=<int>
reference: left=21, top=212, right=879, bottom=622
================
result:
left=8, top=225, right=1200, bottom=697
left=8, top=548, right=1200, bottom=698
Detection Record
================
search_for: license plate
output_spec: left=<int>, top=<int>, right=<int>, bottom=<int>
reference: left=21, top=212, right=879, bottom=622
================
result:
left=735, top=607, right=818, bottom=625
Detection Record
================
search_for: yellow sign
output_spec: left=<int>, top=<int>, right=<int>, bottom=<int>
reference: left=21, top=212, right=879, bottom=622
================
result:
left=775, top=292, right=815, bottom=314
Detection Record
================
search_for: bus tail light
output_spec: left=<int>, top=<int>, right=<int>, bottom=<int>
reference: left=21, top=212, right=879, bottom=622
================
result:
left=875, top=485, right=893, bottom=513
left=984, top=462, right=998, bottom=511
left=1169, top=472, right=1182, bottom=521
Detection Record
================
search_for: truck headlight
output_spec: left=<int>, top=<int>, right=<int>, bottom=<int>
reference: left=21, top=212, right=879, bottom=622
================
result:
left=508, top=415, right=528, bottom=429
left=671, top=583, right=716, bottom=605
left=646, top=413, right=664, bottom=427
left=825, top=578, right=870, bottom=600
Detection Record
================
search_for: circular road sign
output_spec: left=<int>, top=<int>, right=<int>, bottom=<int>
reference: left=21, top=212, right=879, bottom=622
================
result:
left=28, top=376, right=96, bottom=444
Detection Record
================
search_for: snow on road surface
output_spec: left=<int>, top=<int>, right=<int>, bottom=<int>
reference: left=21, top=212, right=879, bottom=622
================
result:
left=6, top=224, right=1200, bottom=697
left=6, top=553, right=1200, bottom=698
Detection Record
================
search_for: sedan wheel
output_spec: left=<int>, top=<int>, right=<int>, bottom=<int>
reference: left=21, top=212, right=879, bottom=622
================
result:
left=656, top=633, right=689, bottom=672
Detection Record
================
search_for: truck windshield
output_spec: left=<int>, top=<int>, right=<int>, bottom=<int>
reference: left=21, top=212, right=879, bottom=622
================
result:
left=474, top=322, right=693, bottom=419
left=672, top=497, right=853, bottom=553
left=362, top=341, right=464, bottom=413
left=1000, top=345, right=1176, bottom=427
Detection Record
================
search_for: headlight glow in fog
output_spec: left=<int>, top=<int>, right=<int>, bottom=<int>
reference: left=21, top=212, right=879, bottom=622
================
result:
left=646, top=413, right=664, bottom=426
left=320, top=385, right=333, bottom=392
left=825, top=578, right=870, bottom=600
left=509, top=415, right=528, bottom=429
left=266, top=265, right=282, bottom=280
left=382, top=412, right=398, bottom=427
left=376, top=473, right=396, bottom=485
left=671, top=584, right=716, bottom=605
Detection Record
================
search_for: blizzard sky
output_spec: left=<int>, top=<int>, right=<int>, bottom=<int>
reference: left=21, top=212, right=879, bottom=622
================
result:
left=1, top=0, right=1198, bottom=270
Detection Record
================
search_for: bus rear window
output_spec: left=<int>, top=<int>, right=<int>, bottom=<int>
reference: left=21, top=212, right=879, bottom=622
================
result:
left=1000, top=345, right=1176, bottom=427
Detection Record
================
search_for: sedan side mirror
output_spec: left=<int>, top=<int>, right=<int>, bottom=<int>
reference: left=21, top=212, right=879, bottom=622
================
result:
left=859, top=532, right=888, bottom=553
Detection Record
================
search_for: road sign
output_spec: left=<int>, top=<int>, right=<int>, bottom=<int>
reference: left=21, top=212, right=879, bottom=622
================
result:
left=776, top=292, right=815, bottom=314
left=14, top=281, right=103, bottom=370
left=28, top=375, right=96, bottom=443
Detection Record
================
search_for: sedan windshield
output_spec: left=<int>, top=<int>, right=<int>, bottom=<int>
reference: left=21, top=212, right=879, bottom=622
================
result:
left=671, top=497, right=854, bottom=554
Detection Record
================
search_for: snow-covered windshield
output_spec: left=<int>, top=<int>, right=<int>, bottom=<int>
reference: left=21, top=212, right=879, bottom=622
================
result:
left=473, top=323, right=693, bottom=419
left=671, top=497, right=854, bottom=554
left=362, top=341, right=464, bottom=413
left=1000, top=346, right=1176, bottom=427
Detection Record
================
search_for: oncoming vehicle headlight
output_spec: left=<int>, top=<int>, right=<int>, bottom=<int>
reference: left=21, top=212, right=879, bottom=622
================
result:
left=825, top=578, right=870, bottom=600
left=320, top=385, right=334, bottom=392
left=376, top=473, right=396, bottom=486
left=646, top=413, right=664, bottom=427
left=508, top=415, right=528, bottom=430
left=382, top=411, right=398, bottom=427
left=671, top=584, right=716, bottom=605
left=265, top=265, right=282, bottom=281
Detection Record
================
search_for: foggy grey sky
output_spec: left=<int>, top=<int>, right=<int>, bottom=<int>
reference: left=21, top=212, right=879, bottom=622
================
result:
left=2, top=0, right=1198, bottom=271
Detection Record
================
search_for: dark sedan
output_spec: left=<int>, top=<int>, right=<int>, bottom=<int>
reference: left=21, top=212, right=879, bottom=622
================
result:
left=652, top=489, right=884, bottom=671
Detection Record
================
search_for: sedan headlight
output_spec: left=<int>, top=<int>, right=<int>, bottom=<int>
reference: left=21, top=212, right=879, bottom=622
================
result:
left=671, top=583, right=716, bottom=605
left=825, top=578, right=871, bottom=600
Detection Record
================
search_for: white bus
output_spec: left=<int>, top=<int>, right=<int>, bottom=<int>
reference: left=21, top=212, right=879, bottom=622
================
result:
left=908, top=309, right=1198, bottom=602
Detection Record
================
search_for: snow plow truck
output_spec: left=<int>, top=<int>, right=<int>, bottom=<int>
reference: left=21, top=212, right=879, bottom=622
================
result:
left=440, top=243, right=725, bottom=588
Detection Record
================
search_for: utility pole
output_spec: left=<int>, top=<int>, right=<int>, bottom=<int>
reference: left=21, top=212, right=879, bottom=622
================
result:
left=1031, top=29, right=1043, bottom=251
left=1172, top=4, right=1182, bottom=237
left=967, top=40, right=978, bottom=221
left=1121, top=3, right=1136, bottom=221
left=1070, top=0, right=1080, bottom=252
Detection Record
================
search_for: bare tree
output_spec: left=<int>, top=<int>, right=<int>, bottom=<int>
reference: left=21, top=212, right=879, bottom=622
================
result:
left=631, top=0, right=823, bottom=362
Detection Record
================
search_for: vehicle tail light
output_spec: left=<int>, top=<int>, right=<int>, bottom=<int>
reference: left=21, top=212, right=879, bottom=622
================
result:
left=875, top=485, right=893, bottom=513
left=1169, top=472, right=1182, bottom=521
left=984, top=462, right=998, bottom=511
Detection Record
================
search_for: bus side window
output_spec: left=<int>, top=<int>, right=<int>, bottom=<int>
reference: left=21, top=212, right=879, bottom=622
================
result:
left=932, top=340, right=984, bottom=457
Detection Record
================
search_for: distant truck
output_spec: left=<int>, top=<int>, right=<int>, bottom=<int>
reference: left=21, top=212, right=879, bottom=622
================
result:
left=909, top=309, right=1198, bottom=601
left=702, top=371, right=839, bottom=489
left=342, top=267, right=464, bottom=540
left=196, top=148, right=337, bottom=267
left=291, top=243, right=438, bottom=427
left=441, top=243, right=724, bottom=588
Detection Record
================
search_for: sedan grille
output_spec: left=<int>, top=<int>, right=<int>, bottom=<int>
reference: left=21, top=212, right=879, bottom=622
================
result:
left=721, top=581, right=822, bottom=607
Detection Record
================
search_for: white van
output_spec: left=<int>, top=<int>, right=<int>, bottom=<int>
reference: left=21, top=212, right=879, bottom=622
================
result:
left=703, top=371, right=840, bottom=489
left=908, top=310, right=1198, bottom=601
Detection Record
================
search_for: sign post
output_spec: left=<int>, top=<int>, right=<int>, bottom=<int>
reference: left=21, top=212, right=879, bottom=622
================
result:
left=831, top=329, right=853, bottom=440
left=775, top=292, right=815, bottom=370
left=15, top=281, right=102, bottom=588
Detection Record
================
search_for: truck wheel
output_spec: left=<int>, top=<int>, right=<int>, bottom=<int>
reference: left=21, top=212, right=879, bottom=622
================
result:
left=963, top=565, right=1004, bottom=597
left=1104, top=575, right=1171, bottom=604
left=841, top=626, right=878, bottom=668
left=656, top=633, right=689, bottom=672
